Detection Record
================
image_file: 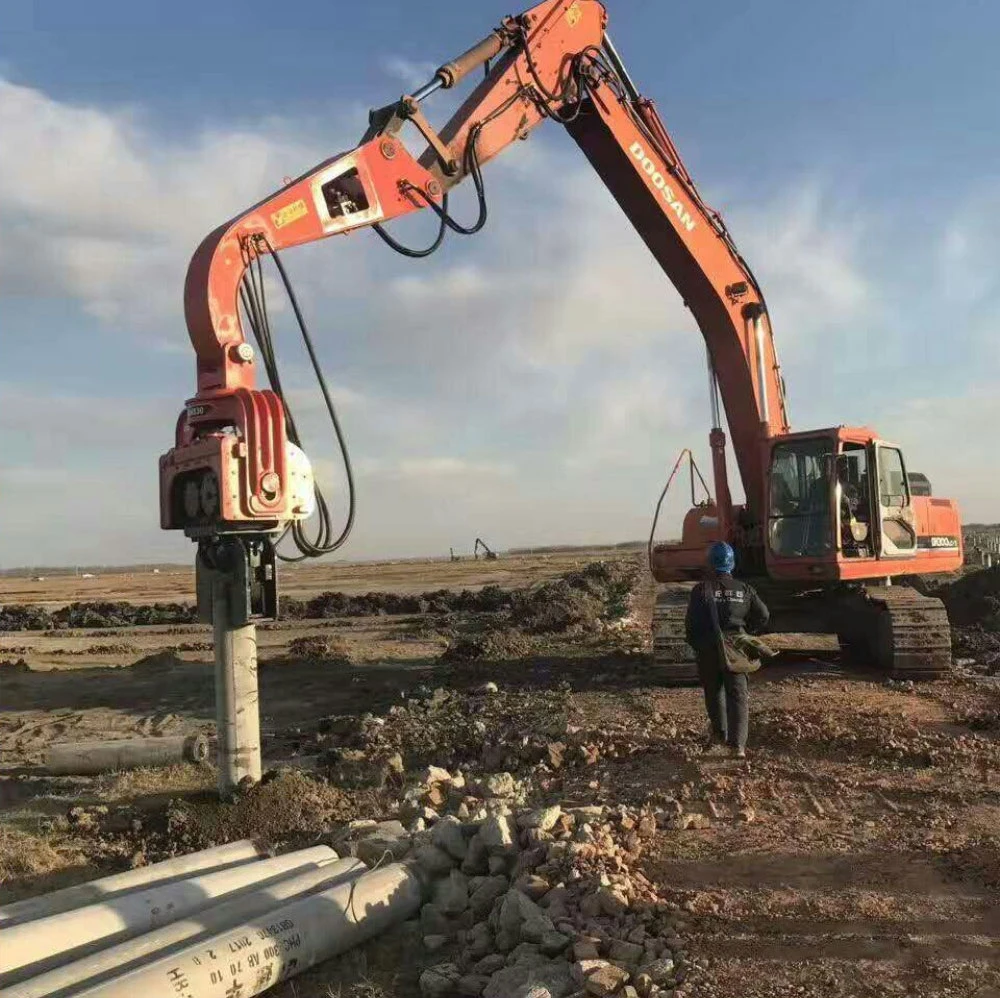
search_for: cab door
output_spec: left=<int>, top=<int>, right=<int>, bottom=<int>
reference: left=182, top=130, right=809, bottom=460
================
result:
left=873, top=442, right=917, bottom=559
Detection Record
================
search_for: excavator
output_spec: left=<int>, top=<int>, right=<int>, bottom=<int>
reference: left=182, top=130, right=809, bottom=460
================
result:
left=474, top=539, right=499, bottom=561
left=159, top=0, right=962, bottom=683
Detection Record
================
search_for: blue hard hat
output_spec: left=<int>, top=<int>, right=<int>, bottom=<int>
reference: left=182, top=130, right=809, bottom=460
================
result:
left=707, top=541, right=735, bottom=573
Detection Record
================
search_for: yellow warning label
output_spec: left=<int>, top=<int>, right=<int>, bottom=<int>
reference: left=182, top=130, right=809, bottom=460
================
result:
left=272, top=198, right=308, bottom=229
left=565, top=1, right=582, bottom=27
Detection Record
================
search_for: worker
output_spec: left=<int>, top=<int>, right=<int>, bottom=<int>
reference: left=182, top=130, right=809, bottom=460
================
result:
left=838, top=462, right=860, bottom=521
left=837, top=461, right=869, bottom=554
left=684, top=541, right=770, bottom=759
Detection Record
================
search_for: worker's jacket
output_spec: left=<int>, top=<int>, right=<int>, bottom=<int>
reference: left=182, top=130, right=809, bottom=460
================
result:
left=684, top=573, right=770, bottom=650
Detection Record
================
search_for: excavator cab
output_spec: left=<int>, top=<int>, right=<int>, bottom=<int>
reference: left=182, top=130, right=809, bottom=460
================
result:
left=764, top=428, right=961, bottom=581
left=651, top=426, right=960, bottom=585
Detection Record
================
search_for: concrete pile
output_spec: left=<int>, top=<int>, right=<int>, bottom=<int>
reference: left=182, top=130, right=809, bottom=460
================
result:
left=0, top=839, right=412, bottom=998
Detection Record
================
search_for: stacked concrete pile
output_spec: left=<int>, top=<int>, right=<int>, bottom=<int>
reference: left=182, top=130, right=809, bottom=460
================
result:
left=339, top=784, right=691, bottom=998
left=0, top=840, right=415, bottom=998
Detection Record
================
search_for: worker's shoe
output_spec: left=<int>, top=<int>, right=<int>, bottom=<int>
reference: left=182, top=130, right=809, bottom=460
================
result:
left=731, top=746, right=747, bottom=760
left=701, top=739, right=728, bottom=757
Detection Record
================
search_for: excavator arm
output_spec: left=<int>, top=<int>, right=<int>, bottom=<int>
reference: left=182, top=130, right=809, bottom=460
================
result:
left=163, top=0, right=790, bottom=551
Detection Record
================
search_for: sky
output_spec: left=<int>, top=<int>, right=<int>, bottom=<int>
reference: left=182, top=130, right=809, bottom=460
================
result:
left=1, top=0, right=998, bottom=568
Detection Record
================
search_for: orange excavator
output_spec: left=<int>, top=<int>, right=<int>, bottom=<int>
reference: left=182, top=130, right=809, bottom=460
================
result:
left=160, top=0, right=962, bottom=681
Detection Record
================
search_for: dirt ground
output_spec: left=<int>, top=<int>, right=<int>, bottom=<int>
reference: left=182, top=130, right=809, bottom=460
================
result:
left=3, top=551, right=1000, bottom=998
left=0, top=549, right=606, bottom=607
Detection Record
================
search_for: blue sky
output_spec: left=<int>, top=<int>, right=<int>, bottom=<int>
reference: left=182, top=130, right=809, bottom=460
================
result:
left=1, top=0, right=998, bottom=567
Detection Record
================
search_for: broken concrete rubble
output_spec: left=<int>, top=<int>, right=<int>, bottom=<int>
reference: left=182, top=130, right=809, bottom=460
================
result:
left=518, top=805, right=562, bottom=831
left=402, top=796, right=686, bottom=998
left=470, top=874, right=510, bottom=916
left=479, top=812, right=519, bottom=856
left=433, top=868, right=471, bottom=915
left=572, top=958, right=631, bottom=996
left=433, top=814, right=471, bottom=860
left=473, top=771, right=517, bottom=799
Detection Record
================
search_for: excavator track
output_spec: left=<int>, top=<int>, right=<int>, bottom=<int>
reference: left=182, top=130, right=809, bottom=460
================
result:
left=650, top=582, right=699, bottom=685
left=646, top=579, right=951, bottom=684
left=841, top=587, right=953, bottom=680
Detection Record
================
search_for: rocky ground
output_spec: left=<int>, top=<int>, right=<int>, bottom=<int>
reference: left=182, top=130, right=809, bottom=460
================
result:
left=2, top=555, right=1000, bottom=997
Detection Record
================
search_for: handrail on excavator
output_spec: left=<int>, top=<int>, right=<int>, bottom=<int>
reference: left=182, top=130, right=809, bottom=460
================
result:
left=647, top=448, right=712, bottom=573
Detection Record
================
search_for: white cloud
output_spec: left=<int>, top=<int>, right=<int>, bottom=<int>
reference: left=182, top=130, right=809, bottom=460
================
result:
left=937, top=192, right=1000, bottom=305
left=389, top=265, right=490, bottom=302
left=0, top=78, right=343, bottom=328
left=511, top=170, right=694, bottom=368
left=562, top=364, right=696, bottom=472
left=393, top=457, right=512, bottom=480
left=875, top=387, right=999, bottom=523
left=934, top=187, right=1000, bottom=366
left=730, top=184, right=869, bottom=357
left=380, top=56, right=438, bottom=91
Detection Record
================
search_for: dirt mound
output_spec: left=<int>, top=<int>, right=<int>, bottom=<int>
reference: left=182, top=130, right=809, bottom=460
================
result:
left=0, top=601, right=199, bottom=632
left=282, top=584, right=513, bottom=620
left=440, top=628, right=535, bottom=661
left=64, top=771, right=376, bottom=864
left=953, top=625, right=1000, bottom=670
left=0, top=560, right=639, bottom=638
left=127, top=651, right=187, bottom=674
left=938, top=567, right=1000, bottom=627
left=0, top=606, right=50, bottom=631
left=438, top=560, right=640, bottom=660
left=281, top=576, right=605, bottom=623
left=510, top=561, right=636, bottom=635
left=174, top=771, right=365, bottom=848
left=284, top=591, right=425, bottom=618
left=169, top=640, right=212, bottom=653
left=279, top=634, right=353, bottom=663
left=56, top=601, right=199, bottom=629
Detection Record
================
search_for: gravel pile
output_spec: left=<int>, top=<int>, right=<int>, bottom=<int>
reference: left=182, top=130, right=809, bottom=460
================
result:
left=333, top=785, right=693, bottom=998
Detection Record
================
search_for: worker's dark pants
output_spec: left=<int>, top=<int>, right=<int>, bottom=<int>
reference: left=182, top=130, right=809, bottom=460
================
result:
left=695, top=646, right=749, bottom=750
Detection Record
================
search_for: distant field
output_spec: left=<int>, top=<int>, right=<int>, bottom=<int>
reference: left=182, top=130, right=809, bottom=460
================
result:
left=0, top=547, right=628, bottom=608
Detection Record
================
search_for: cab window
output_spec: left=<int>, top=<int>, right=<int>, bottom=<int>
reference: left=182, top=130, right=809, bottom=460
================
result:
left=768, top=439, right=834, bottom=557
left=878, top=447, right=909, bottom=508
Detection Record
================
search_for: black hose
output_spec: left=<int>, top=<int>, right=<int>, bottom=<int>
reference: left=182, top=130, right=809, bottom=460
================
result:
left=372, top=193, right=449, bottom=257
left=369, top=85, right=529, bottom=259
left=238, top=237, right=356, bottom=560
